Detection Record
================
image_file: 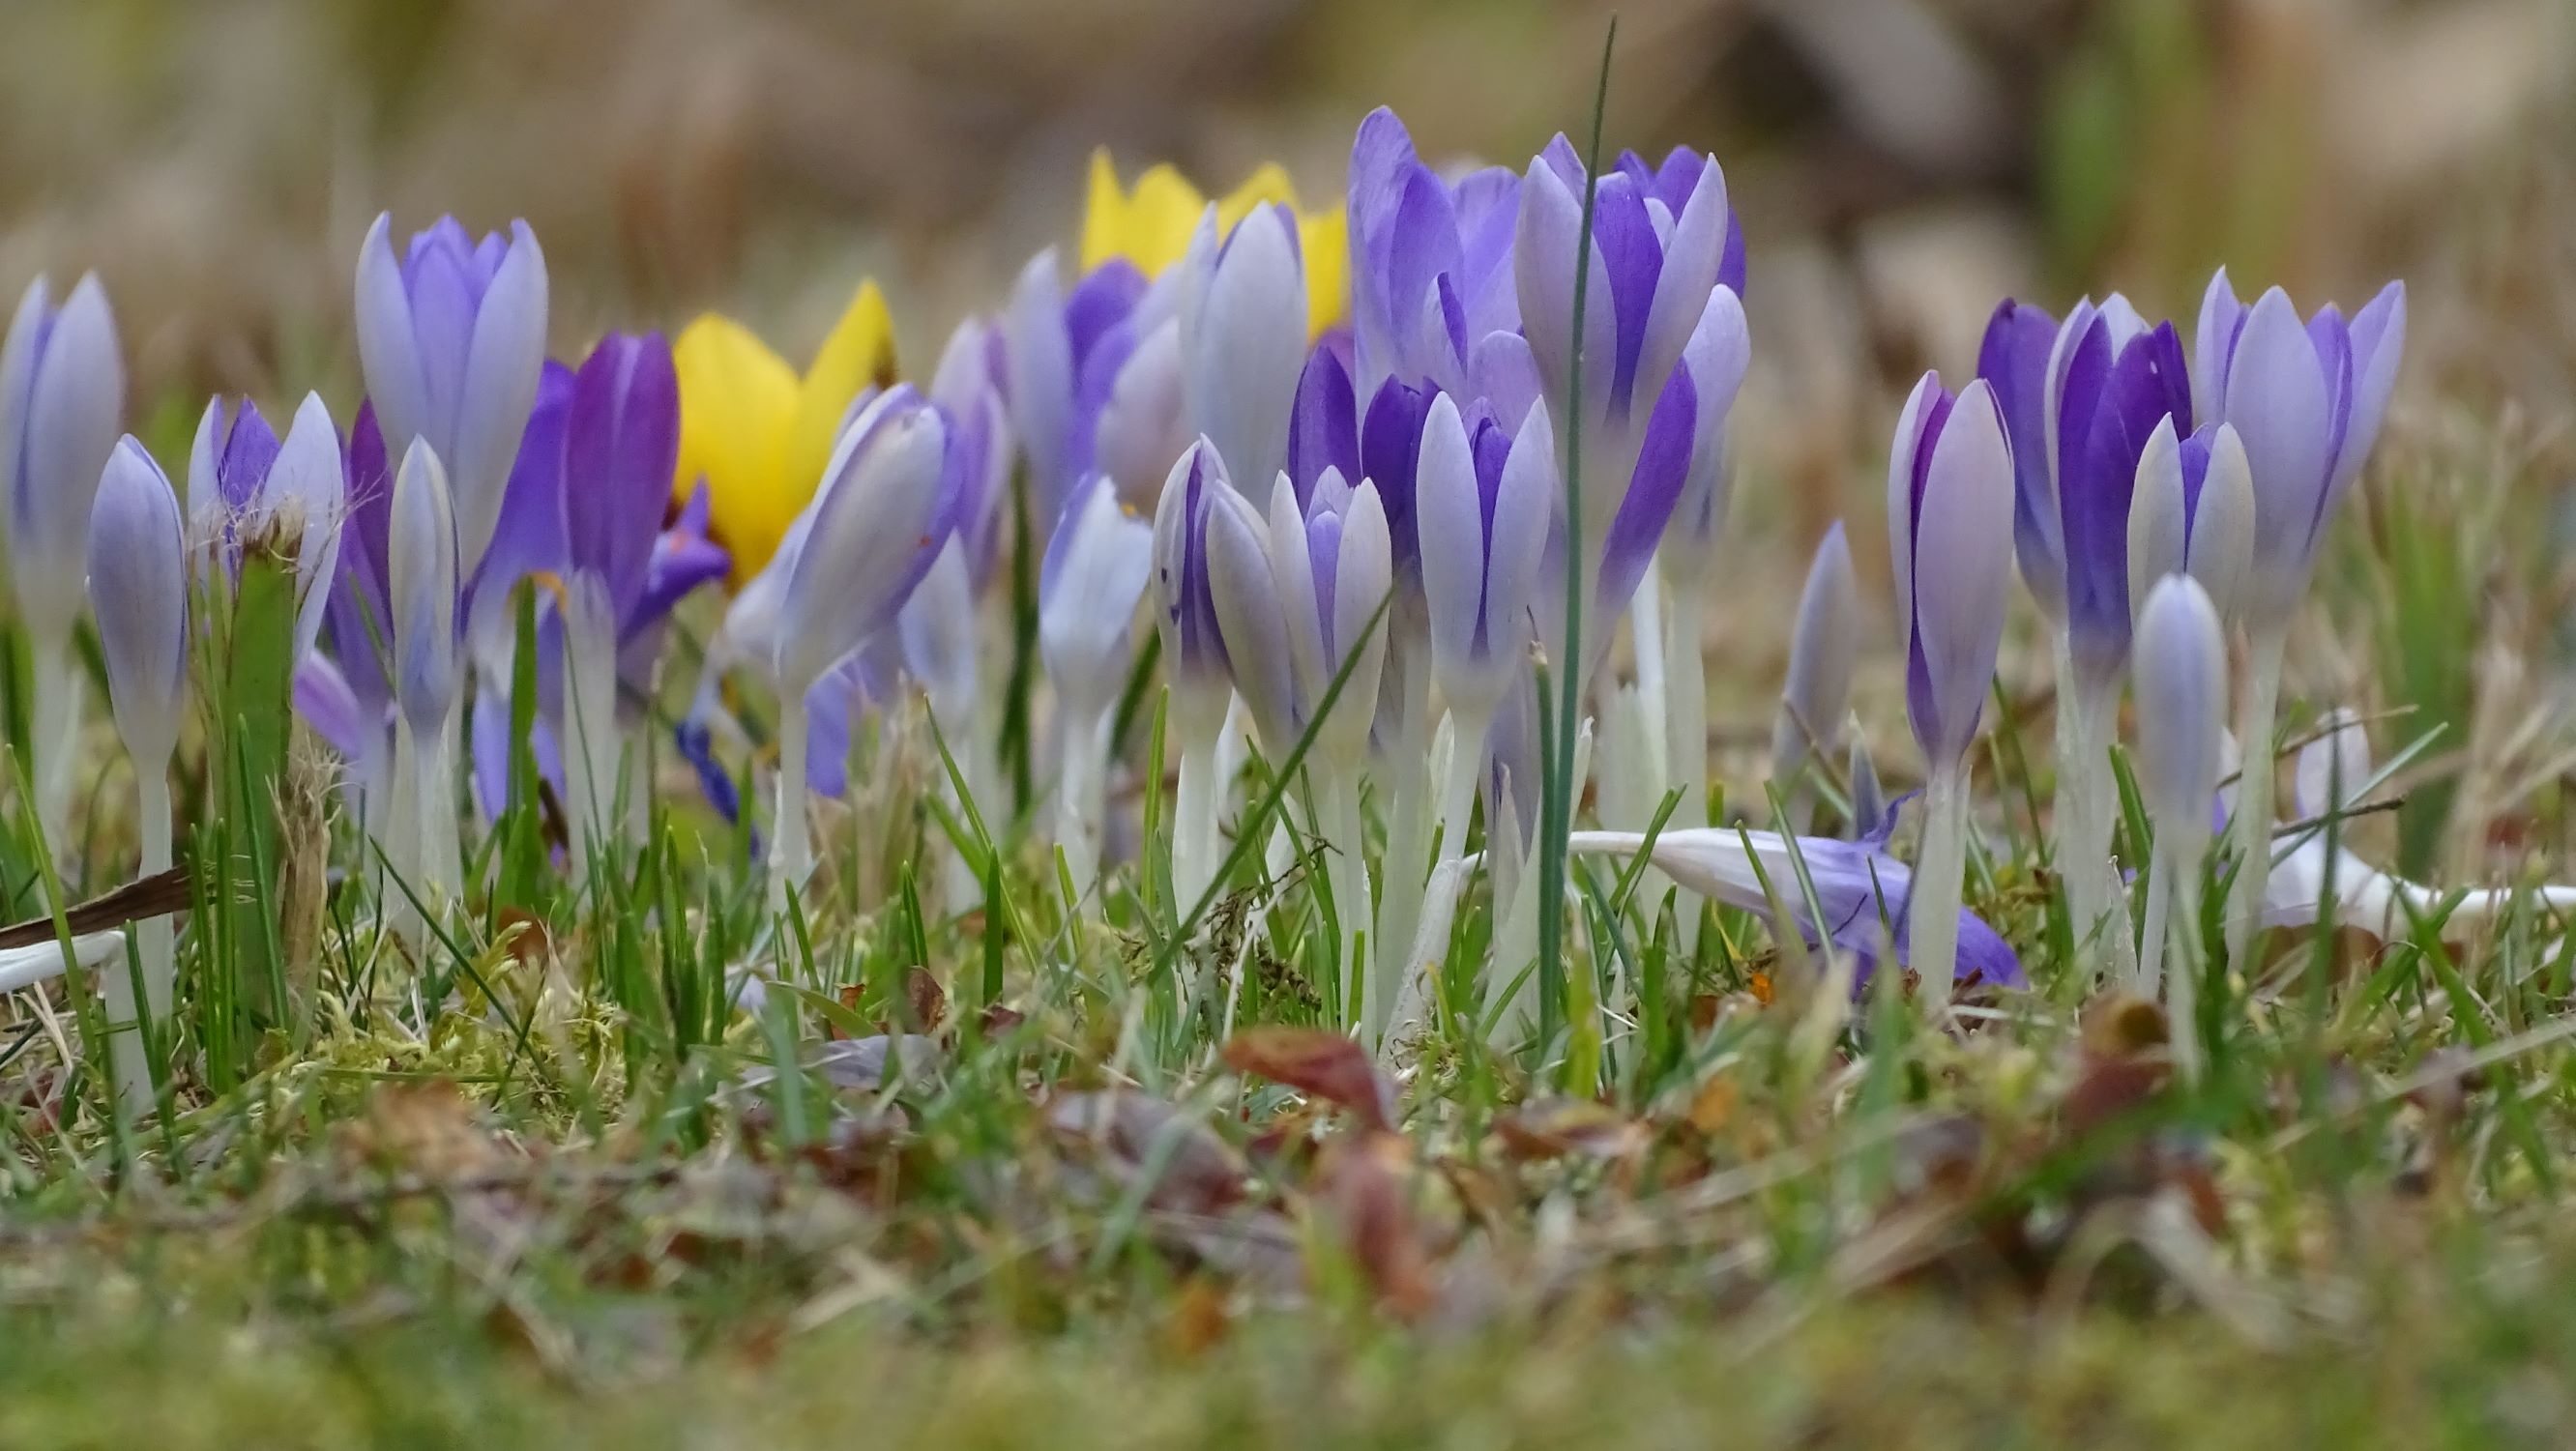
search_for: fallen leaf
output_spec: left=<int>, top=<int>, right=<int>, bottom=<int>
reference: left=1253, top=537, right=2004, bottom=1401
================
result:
left=1222, top=1028, right=1395, bottom=1132
left=1494, top=1098, right=1646, bottom=1161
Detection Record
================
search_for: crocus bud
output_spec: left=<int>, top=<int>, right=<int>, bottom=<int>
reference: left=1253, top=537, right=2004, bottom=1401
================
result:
left=354, top=213, right=550, bottom=578
left=775, top=388, right=951, bottom=703
left=1417, top=392, right=1552, bottom=720
left=2195, top=270, right=2406, bottom=624
left=1270, top=467, right=1393, bottom=766
left=897, top=537, right=979, bottom=733
left=2132, top=574, right=2229, bottom=838
left=388, top=438, right=462, bottom=739
left=1039, top=472, right=1154, bottom=721
left=1771, top=521, right=1859, bottom=788
left=1178, top=204, right=1308, bottom=496
left=2128, top=417, right=2256, bottom=625
left=188, top=392, right=346, bottom=657
left=88, top=439, right=190, bottom=768
left=1888, top=373, right=2016, bottom=769
left=0, top=274, right=125, bottom=643
left=1152, top=439, right=1297, bottom=750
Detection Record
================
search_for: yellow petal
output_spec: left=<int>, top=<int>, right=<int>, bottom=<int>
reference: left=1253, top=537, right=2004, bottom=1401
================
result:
left=1215, top=162, right=1301, bottom=230
left=1083, top=151, right=1213, bottom=279
left=1299, top=207, right=1351, bottom=340
left=672, top=313, right=798, bottom=583
left=785, top=278, right=901, bottom=508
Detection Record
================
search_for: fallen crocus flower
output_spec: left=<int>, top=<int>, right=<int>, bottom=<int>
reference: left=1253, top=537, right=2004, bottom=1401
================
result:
left=2256, top=716, right=2576, bottom=940
left=1567, top=816, right=2025, bottom=992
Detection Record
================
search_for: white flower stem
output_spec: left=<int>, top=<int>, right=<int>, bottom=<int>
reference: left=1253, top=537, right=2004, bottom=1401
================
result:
left=1054, top=708, right=1111, bottom=907
left=418, top=703, right=462, bottom=915
left=29, top=629, right=86, bottom=851
left=768, top=700, right=811, bottom=919
left=1366, top=726, right=1433, bottom=1048
left=1663, top=586, right=1709, bottom=952
left=1910, top=762, right=1970, bottom=1018
left=2225, top=624, right=2289, bottom=969
left=563, top=588, right=623, bottom=884
left=2167, top=859, right=2206, bottom=1086
left=2058, top=674, right=2119, bottom=971
left=1431, top=703, right=1493, bottom=867
left=1317, top=767, right=1371, bottom=1030
left=103, top=763, right=175, bottom=1117
left=1172, top=729, right=1221, bottom=915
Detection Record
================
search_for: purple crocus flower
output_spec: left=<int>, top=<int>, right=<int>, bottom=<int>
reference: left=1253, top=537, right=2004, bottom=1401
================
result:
left=1346, top=107, right=1534, bottom=412
left=1977, top=294, right=2188, bottom=684
left=187, top=392, right=346, bottom=657
left=353, top=214, right=549, bottom=590
left=1568, top=806, right=2024, bottom=993
left=1888, top=373, right=2015, bottom=770
left=2193, top=271, right=2406, bottom=624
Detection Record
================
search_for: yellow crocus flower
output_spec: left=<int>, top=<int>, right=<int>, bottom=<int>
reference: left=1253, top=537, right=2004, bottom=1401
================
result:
left=1080, top=150, right=1348, bottom=342
left=672, top=281, right=899, bottom=584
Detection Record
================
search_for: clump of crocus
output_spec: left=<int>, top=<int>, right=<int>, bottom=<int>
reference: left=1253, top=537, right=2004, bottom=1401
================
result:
left=0, top=274, right=124, bottom=844
left=87, top=438, right=189, bottom=1112
left=1038, top=474, right=1153, bottom=900
left=2131, top=574, right=2229, bottom=1080
left=1978, top=295, right=2191, bottom=956
left=1887, top=373, right=2015, bottom=1010
left=2194, top=272, right=2406, bottom=963
left=1771, top=522, right=1859, bottom=832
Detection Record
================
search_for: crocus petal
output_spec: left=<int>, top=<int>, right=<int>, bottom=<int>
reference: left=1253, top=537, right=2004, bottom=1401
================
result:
left=2127, top=415, right=2189, bottom=619
left=1039, top=473, right=1153, bottom=720
left=2293, top=708, right=2372, bottom=823
left=566, top=331, right=682, bottom=616
left=1005, top=248, right=1075, bottom=512
left=1633, top=155, right=1730, bottom=421
left=1595, top=363, right=1698, bottom=620
left=2224, top=287, right=2334, bottom=613
left=2322, top=280, right=2406, bottom=523
left=1415, top=393, right=1483, bottom=685
left=1183, top=204, right=1307, bottom=496
left=87, top=438, right=189, bottom=766
left=1286, top=343, right=1361, bottom=507
left=2192, top=267, right=2245, bottom=427
left=1204, top=479, right=1298, bottom=751
left=1776, top=522, right=1859, bottom=769
left=272, top=392, right=347, bottom=657
left=11, top=276, right=125, bottom=635
left=1977, top=299, right=2064, bottom=613
left=2186, top=423, right=2257, bottom=624
left=354, top=215, right=430, bottom=480
left=1097, top=319, right=1190, bottom=511
left=448, top=220, right=550, bottom=574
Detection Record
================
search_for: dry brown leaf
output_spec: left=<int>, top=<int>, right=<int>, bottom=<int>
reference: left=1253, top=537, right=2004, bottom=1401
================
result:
left=1221, top=1028, right=1396, bottom=1132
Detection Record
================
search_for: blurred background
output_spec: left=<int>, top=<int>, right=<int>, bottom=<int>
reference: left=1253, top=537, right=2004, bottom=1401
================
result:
left=3, top=0, right=2571, bottom=871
